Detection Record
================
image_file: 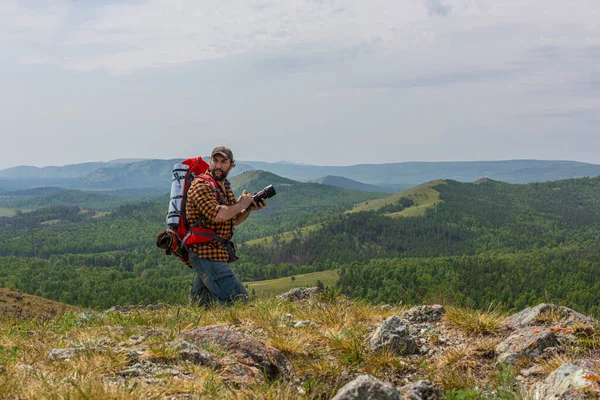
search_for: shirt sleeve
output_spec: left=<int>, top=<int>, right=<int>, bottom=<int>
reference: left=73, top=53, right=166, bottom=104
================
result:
left=188, top=179, right=222, bottom=223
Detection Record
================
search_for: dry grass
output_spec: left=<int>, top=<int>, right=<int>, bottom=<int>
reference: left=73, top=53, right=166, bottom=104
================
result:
left=444, top=305, right=507, bottom=335
left=538, top=353, right=578, bottom=375
left=2, top=295, right=582, bottom=399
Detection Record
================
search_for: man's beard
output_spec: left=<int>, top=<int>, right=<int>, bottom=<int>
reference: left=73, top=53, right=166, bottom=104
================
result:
left=210, top=167, right=230, bottom=181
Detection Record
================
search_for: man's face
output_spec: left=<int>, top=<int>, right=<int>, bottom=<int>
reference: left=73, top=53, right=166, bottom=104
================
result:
left=210, top=154, right=234, bottom=181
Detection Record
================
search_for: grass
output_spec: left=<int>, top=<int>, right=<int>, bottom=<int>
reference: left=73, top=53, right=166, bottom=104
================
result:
left=0, top=294, right=406, bottom=399
left=245, top=269, right=339, bottom=298
left=348, top=180, right=446, bottom=217
left=0, top=207, right=18, bottom=217
left=244, top=223, right=322, bottom=246
left=1, top=290, right=593, bottom=399
left=444, top=305, right=508, bottom=335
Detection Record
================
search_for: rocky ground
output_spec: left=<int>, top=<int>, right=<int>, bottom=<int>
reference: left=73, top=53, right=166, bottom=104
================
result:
left=0, top=287, right=599, bottom=399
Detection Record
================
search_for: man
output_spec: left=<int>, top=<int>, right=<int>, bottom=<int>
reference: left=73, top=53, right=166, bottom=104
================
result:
left=185, top=146, right=265, bottom=306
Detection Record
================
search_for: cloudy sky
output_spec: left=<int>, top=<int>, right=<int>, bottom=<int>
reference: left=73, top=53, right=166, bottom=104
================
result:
left=1, top=0, right=599, bottom=169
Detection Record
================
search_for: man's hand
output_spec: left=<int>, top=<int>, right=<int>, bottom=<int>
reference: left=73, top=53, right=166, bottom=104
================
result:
left=253, top=198, right=267, bottom=210
left=237, top=190, right=255, bottom=210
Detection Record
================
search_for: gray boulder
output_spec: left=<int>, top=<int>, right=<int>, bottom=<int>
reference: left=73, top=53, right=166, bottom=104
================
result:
left=118, top=360, right=187, bottom=379
left=369, top=316, right=419, bottom=355
left=496, top=327, right=559, bottom=364
left=171, top=339, right=219, bottom=368
left=397, top=380, right=441, bottom=400
left=277, top=287, right=324, bottom=302
left=503, top=304, right=597, bottom=330
left=182, top=325, right=293, bottom=383
left=401, top=305, right=445, bottom=323
left=331, top=375, right=400, bottom=400
left=532, top=359, right=600, bottom=399
left=48, top=347, right=99, bottom=361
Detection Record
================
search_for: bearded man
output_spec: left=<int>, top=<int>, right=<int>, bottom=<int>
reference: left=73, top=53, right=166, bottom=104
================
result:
left=185, top=146, right=265, bottom=306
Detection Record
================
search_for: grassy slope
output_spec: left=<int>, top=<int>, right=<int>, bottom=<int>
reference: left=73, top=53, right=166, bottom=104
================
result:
left=246, top=270, right=339, bottom=298
left=244, top=223, right=322, bottom=246
left=1, top=293, right=595, bottom=399
left=245, top=180, right=445, bottom=245
left=0, top=288, right=81, bottom=320
left=348, top=179, right=446, bottom=217
left=0, top=207, right=17, bottom=217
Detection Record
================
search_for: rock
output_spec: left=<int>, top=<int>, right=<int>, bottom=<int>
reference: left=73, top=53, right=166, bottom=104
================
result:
left=331, top=374, right=400, bottom=400
left=17, top=364, right=33, bottom=372
left=277, top=287, right=324, bottom=302
left=48, top=347, right=98, bottom=361
left=401, top=305, right=445, bottom=323
left=496, top=327, right=559, bottom=364
left=294, top=320, right=317, bottom=328
left=397, top=380, right=441, bottom=399
left=143, top=328, right=167, bottom=338
left=369, top=316, right=419, bottom=355
left=171, top=339, right=219, bottom=368
left=182, top=325, right=293, bottom=382
left=521, top=365, right=544, bottom=377
left=117, top=360, right=186, bottom=379
left=502, top=304, right=597, bottom=330
left=533, top=359, right=600, bottom=399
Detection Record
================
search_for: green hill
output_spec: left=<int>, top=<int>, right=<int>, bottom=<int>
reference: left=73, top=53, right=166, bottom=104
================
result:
left=349, top=179, right=445, bottom=217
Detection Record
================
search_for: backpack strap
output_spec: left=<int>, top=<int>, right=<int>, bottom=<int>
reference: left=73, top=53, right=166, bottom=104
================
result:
left=197, top=174, right=227, bottom=206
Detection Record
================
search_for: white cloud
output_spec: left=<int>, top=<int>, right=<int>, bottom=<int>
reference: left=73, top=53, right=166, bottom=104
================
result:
left=2, top=0, right=599, bottom=76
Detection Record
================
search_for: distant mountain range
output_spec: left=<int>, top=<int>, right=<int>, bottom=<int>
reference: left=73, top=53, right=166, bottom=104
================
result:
left=1, top=158, right=600, bottom=193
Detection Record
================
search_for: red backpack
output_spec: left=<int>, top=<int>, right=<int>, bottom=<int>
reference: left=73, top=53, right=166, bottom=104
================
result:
left=156, top=157, right=236, bottom=265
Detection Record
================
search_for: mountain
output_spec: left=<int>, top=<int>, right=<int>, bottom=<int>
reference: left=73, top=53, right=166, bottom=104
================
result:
left=312, top=175, right=403, bottom=193
left=0, top=162, right=121, bottom=179
left=2, top=159, right=600, bottom=191
left=242, top=159, right=600, bottom=185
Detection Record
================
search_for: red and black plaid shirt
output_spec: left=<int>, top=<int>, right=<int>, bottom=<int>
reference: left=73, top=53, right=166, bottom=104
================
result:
left=186, top=173, right=237, bottom=262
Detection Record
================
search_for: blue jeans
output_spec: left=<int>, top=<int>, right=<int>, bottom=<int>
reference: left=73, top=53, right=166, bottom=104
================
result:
left=188, top=252, right=248, bottom=307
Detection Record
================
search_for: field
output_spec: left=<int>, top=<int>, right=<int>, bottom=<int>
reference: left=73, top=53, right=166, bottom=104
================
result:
left=244, top=223, right=322, bottom=246
left=0, top=207, right=17, bottom=217
left=348, top=179, right=445, bottom=217
left=245, top=269, right=339, bottom=298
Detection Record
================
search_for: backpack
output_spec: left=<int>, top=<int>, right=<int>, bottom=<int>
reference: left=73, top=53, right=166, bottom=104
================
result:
left=156, top=157, right=237, bottom=266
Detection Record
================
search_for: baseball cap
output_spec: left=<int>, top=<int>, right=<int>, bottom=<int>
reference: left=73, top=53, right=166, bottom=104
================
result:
left=211, top=146, right=234, bottom=161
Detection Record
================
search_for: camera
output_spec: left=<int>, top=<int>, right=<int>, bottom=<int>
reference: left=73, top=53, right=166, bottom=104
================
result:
left=252, top=185, right=276, bottom=207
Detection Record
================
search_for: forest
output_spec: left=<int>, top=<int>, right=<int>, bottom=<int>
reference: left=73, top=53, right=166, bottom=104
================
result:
left=0, top=173, right=599, bottom=312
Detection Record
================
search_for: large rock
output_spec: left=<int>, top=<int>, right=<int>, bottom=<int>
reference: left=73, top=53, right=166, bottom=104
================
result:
left=369, top=316, right=419, bottom=355
left=503, top=304, right=597, bottom=330
left=171, top=339, right=219, bottom=368
left=532, top=359, right=600, bottom=399
left=277, top=287, right=324, bottom=302
left=496, top=327, right=559, bottom=364
left=331, top=375, right=400, bottom=400
left=182, top=325, right=293, bottom=383
left=397, top=380, right=441, bottom=400
left=401, top=305, right=445, bottom=323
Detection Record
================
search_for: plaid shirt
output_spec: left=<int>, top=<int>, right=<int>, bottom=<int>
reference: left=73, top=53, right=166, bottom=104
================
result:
left=186, top=173, right=237, bottom=262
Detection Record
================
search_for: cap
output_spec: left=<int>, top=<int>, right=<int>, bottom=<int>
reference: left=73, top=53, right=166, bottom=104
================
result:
left=211, top=146, right=234, bottom=161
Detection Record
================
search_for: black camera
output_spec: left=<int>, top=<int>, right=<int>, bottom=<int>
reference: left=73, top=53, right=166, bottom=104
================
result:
left=252, top=185, right=276, bottom=207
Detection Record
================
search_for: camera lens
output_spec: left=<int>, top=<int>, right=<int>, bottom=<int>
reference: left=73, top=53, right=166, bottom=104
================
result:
left=252, top=185, right=276, bottom=204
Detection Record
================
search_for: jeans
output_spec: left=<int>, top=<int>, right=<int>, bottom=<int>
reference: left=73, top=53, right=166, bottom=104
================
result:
left=188, top=252, right=248, bottom=307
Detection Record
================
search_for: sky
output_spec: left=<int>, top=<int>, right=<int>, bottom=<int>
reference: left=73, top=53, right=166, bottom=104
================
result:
left=1, top=0, right=599, bottom=170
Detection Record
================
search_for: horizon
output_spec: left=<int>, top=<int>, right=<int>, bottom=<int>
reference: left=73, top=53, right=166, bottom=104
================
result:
left=1, top=157, right=599, bottom=172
